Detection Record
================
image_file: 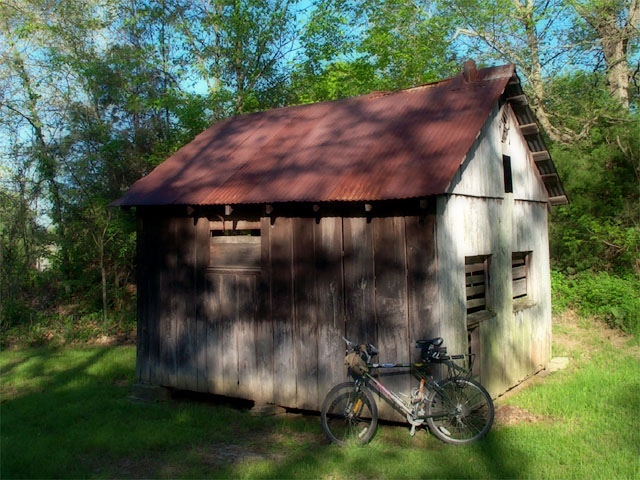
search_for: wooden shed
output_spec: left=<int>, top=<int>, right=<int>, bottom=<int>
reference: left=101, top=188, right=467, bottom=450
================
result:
left=113, top=61, right=567, bottom=420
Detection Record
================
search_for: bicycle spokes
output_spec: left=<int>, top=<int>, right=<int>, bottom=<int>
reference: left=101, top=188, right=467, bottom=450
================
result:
left=427, top=378, right=494, bottom=443
left=322, top=385, right=377, bottom=445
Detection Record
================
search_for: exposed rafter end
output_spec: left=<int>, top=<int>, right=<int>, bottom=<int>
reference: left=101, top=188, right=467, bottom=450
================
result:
left=549, top=196, right=568, bottom=206
left=532, top=151, right=550, bottom=161
left=506, top=94, right=528, bottom=105
left=519, top=123, right=539, bottom=135
left=540, top=173, right=559, bottom=182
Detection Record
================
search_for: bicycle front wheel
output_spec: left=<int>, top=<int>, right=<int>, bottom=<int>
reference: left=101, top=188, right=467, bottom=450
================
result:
left=320, top=382, right=378, bottom=446
left=426, top=377, right=494, bottom=445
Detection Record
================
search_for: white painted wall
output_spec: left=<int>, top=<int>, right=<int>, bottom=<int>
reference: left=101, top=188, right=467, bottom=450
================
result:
left=447, top=104, right=549, bottom=202
left=446, top=105, right=504, bottom=198
left=436, top=104, right=552, bottom=397
left=503, top=107, right=548, bottom=202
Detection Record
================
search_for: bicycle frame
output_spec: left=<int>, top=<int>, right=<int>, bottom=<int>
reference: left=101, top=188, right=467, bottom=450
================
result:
left=355, top=356, right=473, bottom=421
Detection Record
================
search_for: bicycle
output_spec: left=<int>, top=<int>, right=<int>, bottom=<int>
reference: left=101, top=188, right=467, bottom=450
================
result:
left=320, top=337, right=494, bottom=446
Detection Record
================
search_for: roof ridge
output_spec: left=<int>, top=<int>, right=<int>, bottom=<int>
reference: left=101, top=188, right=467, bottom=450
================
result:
left=112, top=63, right=519, bottom=207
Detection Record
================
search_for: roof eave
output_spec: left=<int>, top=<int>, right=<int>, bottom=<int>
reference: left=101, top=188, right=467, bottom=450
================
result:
left=503, top=73, right=569, bottom=205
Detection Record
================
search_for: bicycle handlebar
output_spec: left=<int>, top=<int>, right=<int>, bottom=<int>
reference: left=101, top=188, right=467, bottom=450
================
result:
left=342, top=337, right=378, bottom=357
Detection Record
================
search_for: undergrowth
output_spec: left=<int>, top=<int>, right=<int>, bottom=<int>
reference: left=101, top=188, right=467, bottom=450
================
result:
left=551, top=269, right=640, bottom=340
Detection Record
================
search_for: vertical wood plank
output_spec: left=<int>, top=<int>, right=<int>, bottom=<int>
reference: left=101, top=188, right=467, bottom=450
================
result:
left=373, top=216, right=410, bottom=421
left=135, top=214, right=149, bottom=384
left=146, top=214, right=161, bottom=385
left=271, top=217, right=296, bottom=407
left=237, top=274, right=258, bottom=399
left=315, top=217, right=346, bottom=405
left=195, top=217, right=210, bottom=393
left=173, top=217, right=186, bottom=390
left=175, top=217, right=197, bottom=391
left=157, top=216, right=176, bottom=387
left=166, top=217, right=179, bottom=388
left=204, top=272, right=223, bottom=393
left=343, top=217, right=376, bottom=345
left=405, top=211, right=438, bottom=366
left=293, top=217, right=318, bottom=410
left=255, top=217, right=274, bottom=404
left=220, top=273, right=239, bottom=396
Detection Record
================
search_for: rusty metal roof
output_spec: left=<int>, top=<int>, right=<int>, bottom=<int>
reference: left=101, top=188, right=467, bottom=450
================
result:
left=113, top=64, right=563, bottom=207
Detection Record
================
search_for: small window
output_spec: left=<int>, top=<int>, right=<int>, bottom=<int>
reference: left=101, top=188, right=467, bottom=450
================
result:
left=512, top=252, right=530, bottom=299
left=210, top=228, right=261, bottom=270
left=503, top=155, right=513, bottom=193
left=465, top=255, right=490, bottom=314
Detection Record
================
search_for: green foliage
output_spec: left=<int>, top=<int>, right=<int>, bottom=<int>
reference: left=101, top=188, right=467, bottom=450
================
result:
left=548, top=75, right=639, bottom=274
left=552, top=270, right=640, bottom=338
left=0, top=177, right=50, bottom=331
left=290, top=0, right=459, bottom=103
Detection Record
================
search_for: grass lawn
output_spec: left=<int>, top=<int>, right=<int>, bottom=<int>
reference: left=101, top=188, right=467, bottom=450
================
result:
left=2, top=314, right=639, bottom=479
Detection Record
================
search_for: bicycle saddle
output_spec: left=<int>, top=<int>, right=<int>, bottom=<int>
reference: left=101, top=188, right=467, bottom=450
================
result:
left=415, top=337, right=443, bottom=348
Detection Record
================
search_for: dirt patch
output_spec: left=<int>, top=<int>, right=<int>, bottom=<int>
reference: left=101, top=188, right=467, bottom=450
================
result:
left=196, top=442, right=285, bottom=467
left=553, top=313, right=583, bottom=353
left=554, top=310, right=640, bottom=359
left=494, top=404, right=550, bottom=426
left=267, top=430, right=328, bottom=447
left=113, top=378, right=129, bottom=387
left=108, top=456, right=161, bottom=479
left=114, top=429, right=324, bottom=477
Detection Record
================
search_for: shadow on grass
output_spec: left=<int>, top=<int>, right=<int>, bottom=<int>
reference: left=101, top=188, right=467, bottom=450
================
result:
left=0, top=346, right=61, bottom=378
left=2, top=346, right=528, bottom=479
left=243, top=425, right=527, bottom=480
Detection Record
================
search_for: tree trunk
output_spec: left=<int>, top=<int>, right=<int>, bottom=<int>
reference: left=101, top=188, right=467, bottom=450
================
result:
left=518, top=0, right=575, bottom=144
left=99, top=235, right=108, bottom=328
left=598, top=23, right=630, bottom=108
left=573, top=0, right=640, bottom=109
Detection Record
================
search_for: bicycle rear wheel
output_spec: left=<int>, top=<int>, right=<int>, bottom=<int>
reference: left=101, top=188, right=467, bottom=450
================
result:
left=320, top=382, right=378, bottom=446
left=426, top=377, right=494, bottom=445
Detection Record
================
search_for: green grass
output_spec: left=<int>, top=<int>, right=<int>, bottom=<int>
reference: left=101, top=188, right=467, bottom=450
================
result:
left=2, top=316, right=639, bottom=479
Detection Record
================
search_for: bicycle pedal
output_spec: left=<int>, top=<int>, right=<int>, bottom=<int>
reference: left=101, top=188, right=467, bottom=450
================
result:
left=410, top=424, right=416, bottom=437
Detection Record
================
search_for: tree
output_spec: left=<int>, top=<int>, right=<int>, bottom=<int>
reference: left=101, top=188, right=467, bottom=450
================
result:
left=172, top=0, right=301, bottom=115
left=291, top=0, right=459, bottom=103
left=569, top=0, right=640, bottom=108
left=544, top=71, right=640, bottom=274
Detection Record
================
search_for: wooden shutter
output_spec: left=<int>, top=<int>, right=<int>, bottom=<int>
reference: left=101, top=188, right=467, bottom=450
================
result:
left=465, top=255, right=489, bottom=314
left=512, top=252, right=529, bottom=299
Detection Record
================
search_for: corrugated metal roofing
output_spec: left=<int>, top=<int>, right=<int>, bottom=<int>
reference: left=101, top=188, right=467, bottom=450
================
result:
left=113, top=64, right=562, bottom=207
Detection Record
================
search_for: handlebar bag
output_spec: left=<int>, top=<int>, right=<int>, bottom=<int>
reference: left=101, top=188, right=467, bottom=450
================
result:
left=345, top=352, right=368, bottom=375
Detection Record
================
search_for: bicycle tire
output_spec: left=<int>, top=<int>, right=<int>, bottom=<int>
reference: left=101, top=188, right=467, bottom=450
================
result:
left=320, top=381, right=378, bottom=446
left=426, top=377, right=494, bottom=445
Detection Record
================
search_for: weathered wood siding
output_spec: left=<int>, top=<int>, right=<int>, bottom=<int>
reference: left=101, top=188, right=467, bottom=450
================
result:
left=136, top=209, right=437, bottom=420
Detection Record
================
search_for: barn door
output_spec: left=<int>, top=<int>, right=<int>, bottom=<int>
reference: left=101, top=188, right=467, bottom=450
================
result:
left=200, top=220, right=262, bottom=400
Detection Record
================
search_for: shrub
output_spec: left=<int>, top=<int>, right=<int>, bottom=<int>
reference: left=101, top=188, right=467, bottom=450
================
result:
left=552, top=270, right=640, bottom=338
